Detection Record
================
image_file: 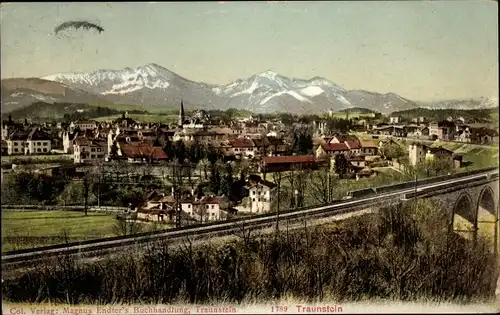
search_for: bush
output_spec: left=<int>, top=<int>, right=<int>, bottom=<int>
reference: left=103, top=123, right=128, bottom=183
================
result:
left=2, top=199, right=497, bottom=304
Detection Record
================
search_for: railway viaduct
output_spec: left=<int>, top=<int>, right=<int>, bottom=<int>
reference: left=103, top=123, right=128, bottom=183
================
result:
left=400, top=172, right=499, bottom=253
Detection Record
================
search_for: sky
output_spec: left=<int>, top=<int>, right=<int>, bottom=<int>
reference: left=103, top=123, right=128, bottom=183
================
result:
left=0, top=1, right=498, bottom=101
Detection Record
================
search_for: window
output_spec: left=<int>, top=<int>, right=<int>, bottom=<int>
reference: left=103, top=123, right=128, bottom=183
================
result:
left=188, top=204, right=191, bottom=208
left=14, top=142, right=18, bottom=146
left=206, top=205, right=209, bottom=209
left=43, top=143, right=48, bottom=146
left=211, top=205, right=214, bottom=209
left=252, top=198, right=256, bottom=202
left=14, top=148, right=18, bottom=152
left=235, top=148, right=239, bottom=152
left=252, top=191, right=256, bottom=195
left=37, top=148, right=41, bottom=152
left=37, top=142, right=41, bottom=146
left=258, top=198, right=261, bottom=202
left=91, top=148, right=96, bottom=152
left=43, top=148, right=47, bottom=153
left=90, top=155, right=94, bottom=159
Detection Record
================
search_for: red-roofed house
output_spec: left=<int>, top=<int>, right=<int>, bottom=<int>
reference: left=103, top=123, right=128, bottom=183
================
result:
left=260, top=155, right=328, bottom=173
left=315, top=143, right=349, bottom=159
left=345, top=140, right=361, bottom=155
left=118, top=142, right=168, bottom=163
left=230, top=137, right=258, bottom=159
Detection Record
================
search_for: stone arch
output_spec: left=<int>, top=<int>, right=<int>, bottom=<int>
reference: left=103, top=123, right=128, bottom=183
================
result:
left=475, top=186, right=498, bottom=251
left=451, top=192, right=476, bottom=241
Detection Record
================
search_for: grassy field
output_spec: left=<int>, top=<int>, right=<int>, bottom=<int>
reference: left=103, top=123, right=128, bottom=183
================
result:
left=88, top=102, right=177, bottom=114
left=1, top=154, right=73, bottom=164
left=2, top=211, right=119, bottom=252
left=94, top=113, right=178, bottom=124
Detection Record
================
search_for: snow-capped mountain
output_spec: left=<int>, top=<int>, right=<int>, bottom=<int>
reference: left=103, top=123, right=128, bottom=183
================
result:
left=37, top=63, right=417, bottom=113
left=212, top=70, right=416, bottom=113
left=42, top=63, right=221, bottom=109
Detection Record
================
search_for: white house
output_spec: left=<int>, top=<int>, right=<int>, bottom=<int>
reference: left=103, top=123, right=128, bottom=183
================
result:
left=181, top=195, right=229, bottom=222
left=247, top=180, right=277, bottom=213
left=73, top=137, right=107, bottom=164
left=6, top=130, right=30, bottom=155
left=230, top=137, right=258, bottom=159
left=390, top=116, right=401, bottom=124
left=72, top=120, right=97, bottom=131
left=408, top=143, right=428, bottom=166
left=26, top=128, right=52, bottom=154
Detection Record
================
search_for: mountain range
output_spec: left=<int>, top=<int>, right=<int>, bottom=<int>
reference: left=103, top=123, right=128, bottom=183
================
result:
left=1, top=63, right=497, bottom=114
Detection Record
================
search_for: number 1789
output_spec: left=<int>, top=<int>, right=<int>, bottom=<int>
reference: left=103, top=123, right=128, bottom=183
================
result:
left=271, top=305, right=288, bottom=312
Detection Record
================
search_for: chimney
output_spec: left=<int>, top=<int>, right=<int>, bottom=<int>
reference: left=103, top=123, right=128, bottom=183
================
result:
left=162, top=193, right=165, bottom=197
left=171, top=187, right=175, bottom=196
left=191, top=189, right=195, bottom=196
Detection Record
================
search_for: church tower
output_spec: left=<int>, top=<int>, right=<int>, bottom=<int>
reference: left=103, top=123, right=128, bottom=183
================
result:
left=178, top=100, right=185, bottom=128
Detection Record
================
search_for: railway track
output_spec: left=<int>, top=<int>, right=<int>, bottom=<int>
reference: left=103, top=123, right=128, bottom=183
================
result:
left=2, top=167, right=498, bottom=268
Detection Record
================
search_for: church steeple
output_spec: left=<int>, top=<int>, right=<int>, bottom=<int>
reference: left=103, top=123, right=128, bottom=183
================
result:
left=178, top=100, right=185, bottom=127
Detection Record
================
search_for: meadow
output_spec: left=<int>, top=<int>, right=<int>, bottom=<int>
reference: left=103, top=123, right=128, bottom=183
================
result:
left=94, top=113, right=178, bottom=124
left=1, top=211, right=117, bottom=252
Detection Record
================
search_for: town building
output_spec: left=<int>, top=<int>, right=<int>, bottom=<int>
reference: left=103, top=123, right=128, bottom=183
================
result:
left=73, top=137, right=107, bottom=164
left=230, top=137, right=258, bottom=159
left=247, top=180, right=277, bottom=213
left=315, top=143, right=349, bottom=159
left=116, top=142, right=168, bottom=163
left=389, top=116, right=401, bottom=124
left=72, top=120, right=97, bottom=131
left=260, top=155, right=328, bottom=173
left=359, top=140, right=378, bottom=155
left=429, top=121, right=456, bottom=141
left=470, top=127, right=499, bottom=144
left=5, top=128, right=52, bottom=155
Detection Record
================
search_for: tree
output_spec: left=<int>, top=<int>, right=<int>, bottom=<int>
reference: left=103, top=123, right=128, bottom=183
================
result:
left=163, top=137, right=175, bottom=161
left=298, top=132, right=313, bottom=155
left=426, top=156, right=453, bottom=176
left=187, top=140, right=205, bottom=164
left=220, top=162, right=234, bottom=197
left=209, top=167, right=221, bottom=195
left=326, top=118, right=353, bottom=134
left=170, top=158, right=184, bottom=227
left=308, top=171, right=336, bottom=205
left=200, top=158, right=211, bottom=180
left=173, top=140, right=187, bottom=164
left=334, top=153, right=350, bottom=179
left=380, top=143, right=405, bottom=161
left=272, top=171, right=283, bottom=231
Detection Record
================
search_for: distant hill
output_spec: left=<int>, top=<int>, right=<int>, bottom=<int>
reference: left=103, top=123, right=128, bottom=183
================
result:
left=1, top=78, right=109, bottom=113
left=336, top=107, right=376, bottom=114
left=3, top=102, right=147, bottom=122
left=390, top=107, right=498, bottom=124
